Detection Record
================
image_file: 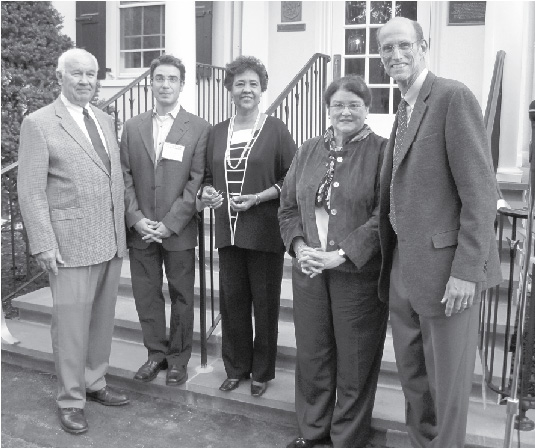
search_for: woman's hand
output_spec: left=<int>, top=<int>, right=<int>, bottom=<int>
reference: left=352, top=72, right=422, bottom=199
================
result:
left=229, top=194, right=257, bottom=212
left=298, top=247, right=346, bottom=278
left=201, top=186, right=224, bottom=209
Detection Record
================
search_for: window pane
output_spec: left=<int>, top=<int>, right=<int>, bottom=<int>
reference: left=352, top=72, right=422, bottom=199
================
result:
left=121, top=7, right=142, bottom=37
left=395, top=1, right=417, bottom=20
left=369, top=28, right=380, bottom=54
left=123, top=36, right=141, bottom=51
left=345, top=58, right=365, bottom=77
left=123, top=52, right=141, bottom=69
left=144, top=6, right=162, bottom=35
left=370, top=1, right=392, bottom=24
left=369, top=58, right=389, bottom=84
left=345, top=29, right=366, bottom=55
left=143, top=50, right=161, bottom=67
left=143, top=36, right=161, bottom=49
left=370, top=88, right=389, bottom=113
left=393, top=88, right=402, bottom=112
left=345, top=1, right=366, bottom=25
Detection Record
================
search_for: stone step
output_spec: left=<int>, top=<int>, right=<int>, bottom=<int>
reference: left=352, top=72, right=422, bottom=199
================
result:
left=3, top=318, right=533, bottom=448
left=11, top=287, right=514, bottom=395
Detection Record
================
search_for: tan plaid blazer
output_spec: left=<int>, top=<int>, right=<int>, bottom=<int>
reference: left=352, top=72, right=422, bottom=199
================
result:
left=17, top=97, right=127, bottom=267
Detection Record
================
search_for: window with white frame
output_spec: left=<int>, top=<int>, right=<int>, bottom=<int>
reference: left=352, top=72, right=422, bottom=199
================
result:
left=343, top=1, right=417, bottom=114
left=120, top=1, right=165, bottom=72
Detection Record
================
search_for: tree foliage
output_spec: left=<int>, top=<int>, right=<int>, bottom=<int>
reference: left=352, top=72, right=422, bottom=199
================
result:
left=1, top=1, right=74, bottom=167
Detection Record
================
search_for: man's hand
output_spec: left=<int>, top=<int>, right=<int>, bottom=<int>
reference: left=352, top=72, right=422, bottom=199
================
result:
left=35, top=248, right=64, bottom=275
left=441, top=276, right=476, bottom=317
left=151, top=222, right=173, bottom=241
left=134, top=218, right=159, bottom=238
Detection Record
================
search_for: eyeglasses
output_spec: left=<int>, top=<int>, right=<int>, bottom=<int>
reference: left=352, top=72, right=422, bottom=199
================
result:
left=329, top=103, right=366, bottom=112
left=379, top=40, right=421, bottom=56
left=152, top=75, right=181, bottom=85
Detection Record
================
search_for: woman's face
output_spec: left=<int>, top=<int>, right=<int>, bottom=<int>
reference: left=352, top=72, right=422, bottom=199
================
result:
left=328, top=89, right=368, bottom=139
left=231, top=69, right=262, bottom=113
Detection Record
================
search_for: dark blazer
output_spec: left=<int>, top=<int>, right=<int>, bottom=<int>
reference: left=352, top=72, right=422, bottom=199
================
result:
left=279, top=131, right=386, bottom=275
left=378, top=72, right=502, bottom=316
left=121, top=107, right=210, bottom=251
left=18, top=97, right=127, bottom=267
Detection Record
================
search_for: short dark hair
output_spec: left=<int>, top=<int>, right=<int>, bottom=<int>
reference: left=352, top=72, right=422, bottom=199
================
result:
left=150, top=54, right=185, bottom=81
left=223, top=56, right=268, bottom=92
left=324, top=75, right=372, bottom=108
left=376, top=18, right=424, bottom=47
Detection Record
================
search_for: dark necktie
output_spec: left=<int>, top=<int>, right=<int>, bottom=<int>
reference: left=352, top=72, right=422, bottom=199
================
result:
left=83, top=108, right=111, bottom=173
left=389, top=99, right=408, bottom=234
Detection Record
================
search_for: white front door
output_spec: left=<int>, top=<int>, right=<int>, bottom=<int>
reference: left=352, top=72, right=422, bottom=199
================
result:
left=331, top=1, right=430, bottom=138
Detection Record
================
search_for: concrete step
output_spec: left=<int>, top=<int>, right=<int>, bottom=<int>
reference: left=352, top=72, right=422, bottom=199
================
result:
left=11, top=287, right=515, bottom=396
left=3, top=318, right=534, bottom=448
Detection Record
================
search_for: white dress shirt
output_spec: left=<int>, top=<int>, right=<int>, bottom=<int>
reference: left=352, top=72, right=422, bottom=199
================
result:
left=401, top=68, right=429, bottom=123
left=152, top=100, right=181, bottom=165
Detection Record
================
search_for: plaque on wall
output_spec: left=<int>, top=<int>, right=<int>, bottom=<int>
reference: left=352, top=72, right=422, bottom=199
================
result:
left=448, top=1, right=486, bottom=26
left=281, top=1, right=302, bottom=23
left=277, top=24, right=306, bottom=33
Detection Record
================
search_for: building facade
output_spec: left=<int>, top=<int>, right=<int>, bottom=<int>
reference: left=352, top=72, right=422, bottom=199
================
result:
left=52, top=0, right=535, bottom=183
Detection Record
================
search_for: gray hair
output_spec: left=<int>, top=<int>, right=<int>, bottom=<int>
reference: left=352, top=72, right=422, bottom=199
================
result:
left=56, top=48, right=99, bottom=75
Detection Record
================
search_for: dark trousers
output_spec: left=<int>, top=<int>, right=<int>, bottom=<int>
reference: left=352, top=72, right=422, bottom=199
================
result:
left=218, top=246, right=284, bottom=382
left=389, top=245, right=480, bottom=448
left=292, top=263, right=388, bottom=448
left=129, top=244, right=195, bottom=366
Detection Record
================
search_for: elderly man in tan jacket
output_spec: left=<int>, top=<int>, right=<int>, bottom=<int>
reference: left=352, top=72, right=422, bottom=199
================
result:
left=18, top=48, right=129, bottom=435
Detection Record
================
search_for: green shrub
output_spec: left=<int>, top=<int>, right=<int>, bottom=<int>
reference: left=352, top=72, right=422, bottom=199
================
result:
left=1, top=1, right=74, bottom=168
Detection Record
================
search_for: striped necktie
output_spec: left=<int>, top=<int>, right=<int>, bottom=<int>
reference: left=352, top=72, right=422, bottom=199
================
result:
left=83, top=108, right=111, bottom=173
left=389, top=99, right=408, bottom=234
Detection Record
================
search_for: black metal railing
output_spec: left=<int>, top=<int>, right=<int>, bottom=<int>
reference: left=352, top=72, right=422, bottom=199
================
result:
left=266, top=53, right=331, bottom=148
left=1, top=163, right=46, bottom=303
left=479, top=208, right=535, bottom=425
left=196, top=63, right=234, bottom=125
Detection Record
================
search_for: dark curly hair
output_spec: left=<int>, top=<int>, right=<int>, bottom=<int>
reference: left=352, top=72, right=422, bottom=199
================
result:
left=150, top=54, right=185, bottom=82
left=223, top=56, right=268, bottom=92
left=324, top=75, right=371, bottom=108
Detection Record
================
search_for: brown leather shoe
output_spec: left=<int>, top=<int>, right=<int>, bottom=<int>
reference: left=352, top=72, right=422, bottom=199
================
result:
left=58, top=407, right=88, bottom=435
left=251, top=381, right=267, bottom=397
left=86, top=386, right=129, bottom=406
left=134, top=359, right=168, bottom=382
left=219, top=378, right=240, bottom=392
left=166, top=364, right=188, bottom=386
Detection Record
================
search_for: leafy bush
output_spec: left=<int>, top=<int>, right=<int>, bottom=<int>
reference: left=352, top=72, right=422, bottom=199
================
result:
left=1, top=1, right=74, bottom=168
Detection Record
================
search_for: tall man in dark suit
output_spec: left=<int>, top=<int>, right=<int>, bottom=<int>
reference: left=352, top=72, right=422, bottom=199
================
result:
left=121, top=55, right=210, bottom=386
left=18, top=48, right=129, bottom=435
left=377, top=17, right=502, bottom=447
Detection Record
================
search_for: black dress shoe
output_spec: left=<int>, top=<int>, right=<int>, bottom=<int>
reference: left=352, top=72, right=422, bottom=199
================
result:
left=250, top=382, right=267, bottom=397
left=166, top=364, right=188, bottom=386
left=86, top=386, right=130, bottom=406
left=58, top=407, right=88, bottom=435
left=219, top=378, right=240, bottom=392
left=134, top=359, right=167, bottom=382
left=286, top=436, right=331, bottom=448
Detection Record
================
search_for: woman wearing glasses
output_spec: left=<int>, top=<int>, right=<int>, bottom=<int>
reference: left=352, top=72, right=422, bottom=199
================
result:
left=200, top=56, right=296, bottom=397
left=279, top=75, right=388, bottom=448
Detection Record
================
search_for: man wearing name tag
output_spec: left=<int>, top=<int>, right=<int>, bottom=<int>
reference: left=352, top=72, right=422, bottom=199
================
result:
left=121, top=54, right=210, bottom=386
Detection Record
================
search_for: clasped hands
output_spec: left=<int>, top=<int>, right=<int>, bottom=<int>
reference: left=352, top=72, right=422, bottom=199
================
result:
left=201, top=186, right=257, bottom=212
left=296, top=245, right=346, bottom=278
left=134, top=218, right=172, bottom=243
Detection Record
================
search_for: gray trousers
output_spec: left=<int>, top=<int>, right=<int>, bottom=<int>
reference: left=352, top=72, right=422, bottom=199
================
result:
left=49, top=256, right=122, bottom=409
left=389, top=246, right=479, bottom=448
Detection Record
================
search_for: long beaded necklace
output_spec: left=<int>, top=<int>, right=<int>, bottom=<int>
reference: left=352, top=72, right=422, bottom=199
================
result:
left=224, top=112, right=262, bottom=170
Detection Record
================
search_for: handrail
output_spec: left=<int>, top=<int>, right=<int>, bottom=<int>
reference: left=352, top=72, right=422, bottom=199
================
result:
left=1, top=161, right=18, bottom=175
left=99, top=68, right=151, bottom=110
left=266, top=53, right=330, bottom=115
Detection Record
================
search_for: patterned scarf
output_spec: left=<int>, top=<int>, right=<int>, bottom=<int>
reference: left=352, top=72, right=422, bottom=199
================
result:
left=315, top=124, right=372, bottom=212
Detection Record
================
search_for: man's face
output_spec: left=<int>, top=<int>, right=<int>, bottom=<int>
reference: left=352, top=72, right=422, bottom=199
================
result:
left=151, top=64, right=183, bottom=109
left=57, top=54, right=98, bottom=107
left=378, top=18, right=427, bottom=92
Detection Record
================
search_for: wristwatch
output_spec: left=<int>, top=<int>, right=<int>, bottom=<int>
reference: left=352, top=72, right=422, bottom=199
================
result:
left=338, top=248, right=347, bottom=260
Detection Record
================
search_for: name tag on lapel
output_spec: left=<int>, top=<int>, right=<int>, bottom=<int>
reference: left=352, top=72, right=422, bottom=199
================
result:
left=161, top=142, right=185, bottom=161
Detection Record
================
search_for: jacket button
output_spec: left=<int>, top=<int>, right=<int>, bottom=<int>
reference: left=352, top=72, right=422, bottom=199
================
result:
left=329, top=240, right=335, bottom=246
left=333, top=182, right=339, bottom=188
left=331, top=209, right=337, bottom=215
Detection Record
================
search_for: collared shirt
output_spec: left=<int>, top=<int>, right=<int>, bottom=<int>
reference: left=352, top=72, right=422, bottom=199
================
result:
left=401, top=68, right=429, bottom=123
left=152, top=100, right=181, bottom=165
left=60, top=93, right=109, bottom=154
